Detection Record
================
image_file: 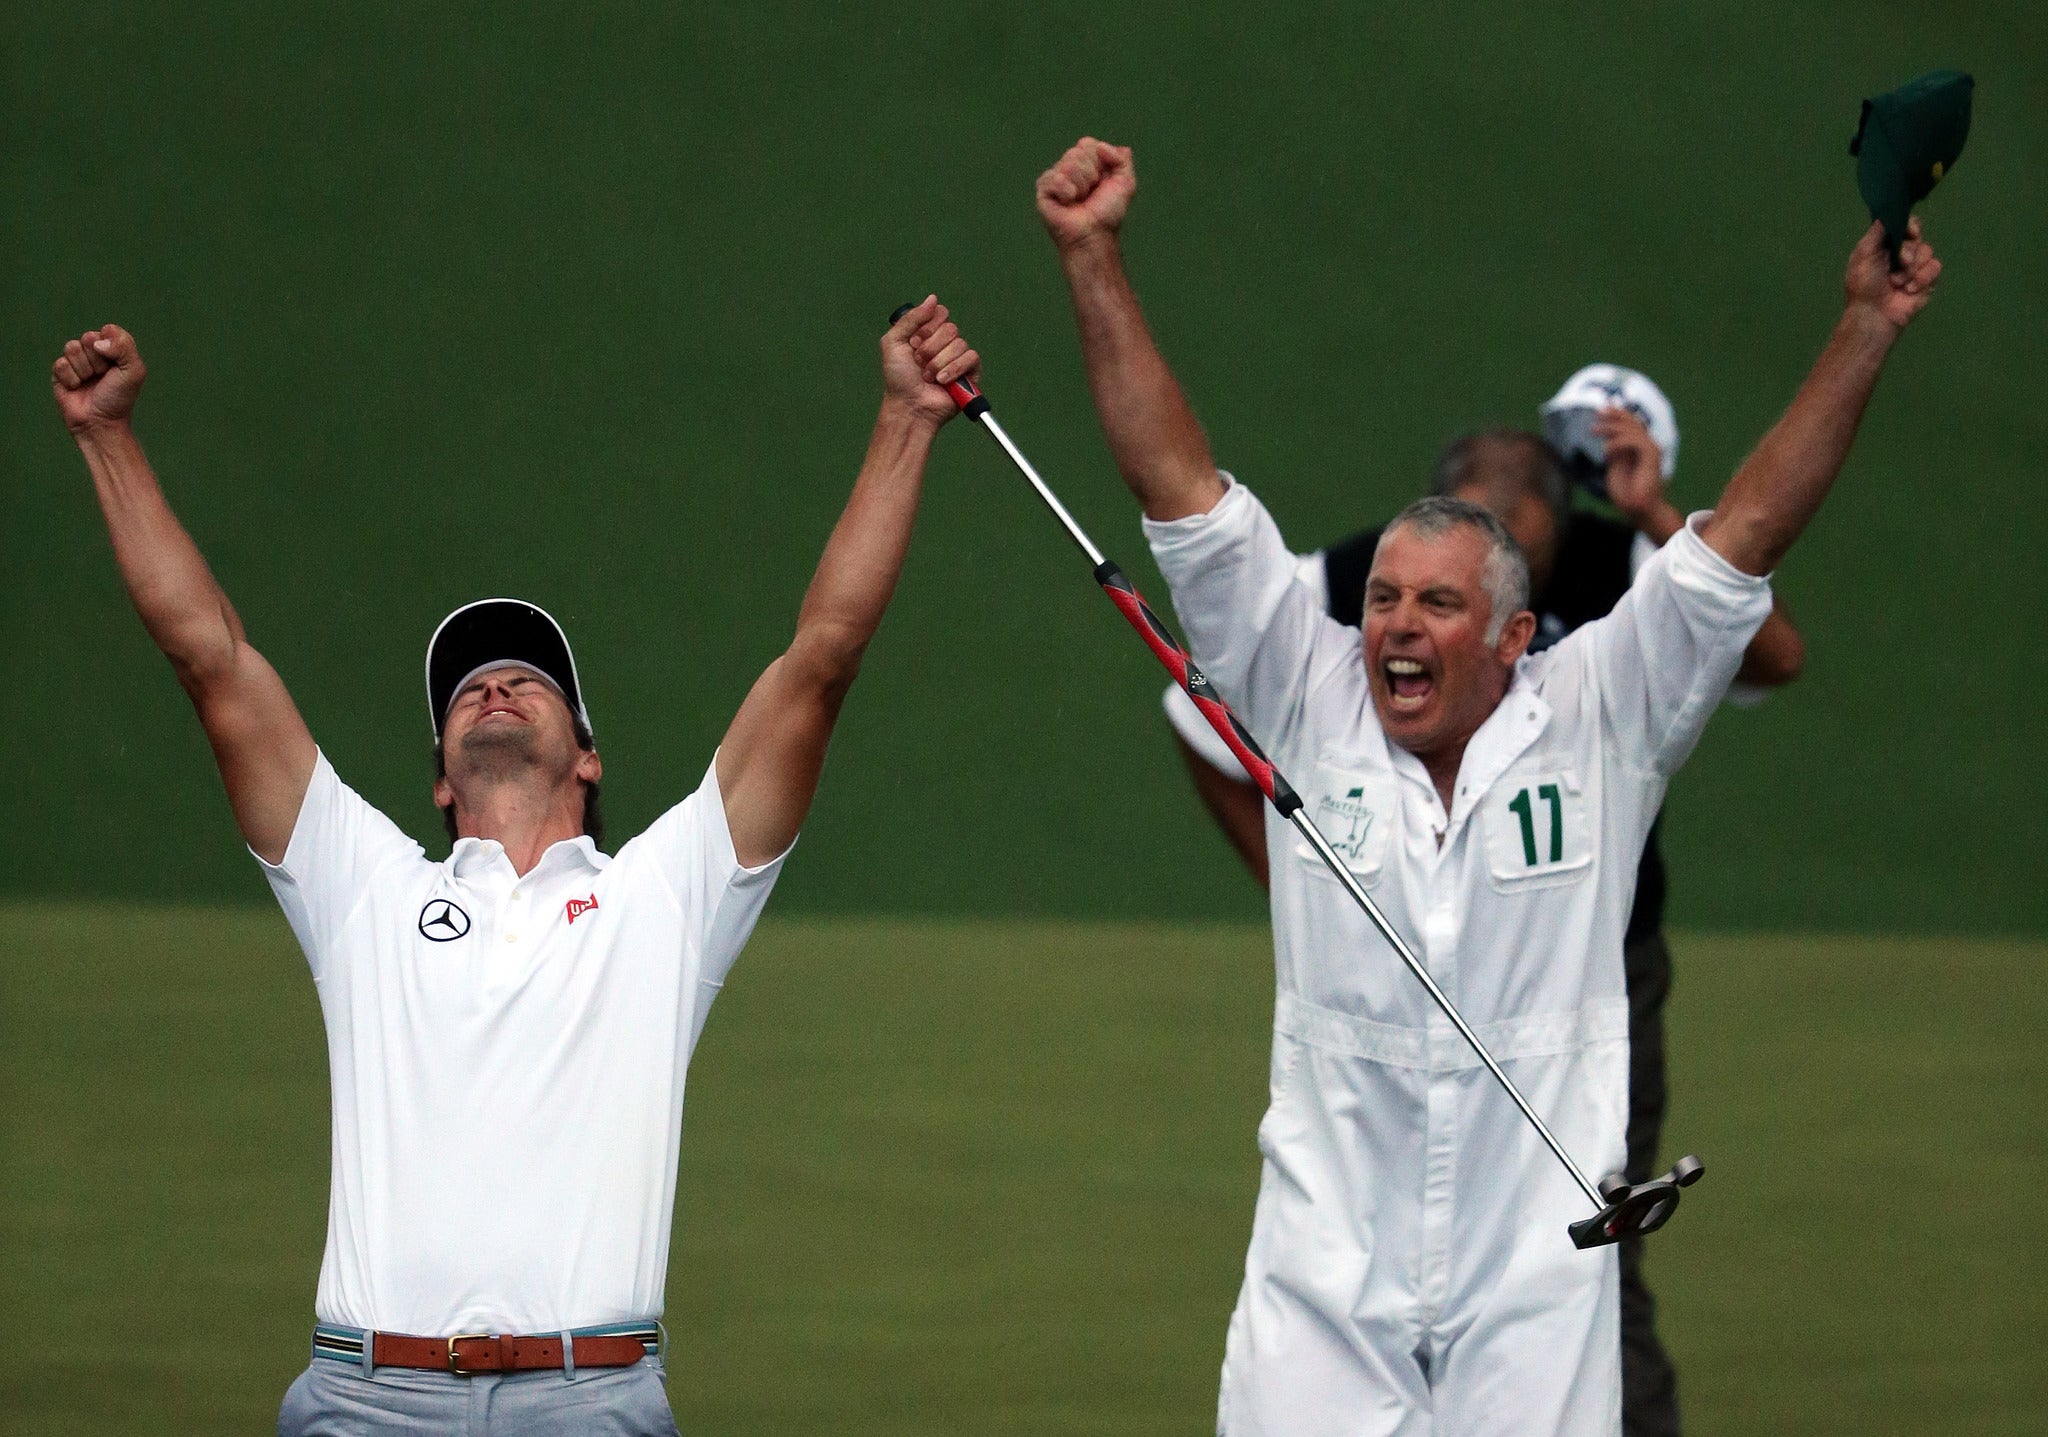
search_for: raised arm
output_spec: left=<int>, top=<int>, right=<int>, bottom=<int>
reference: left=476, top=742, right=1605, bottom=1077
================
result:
left=714, top=298, right=975, bottom=866
left=1037, top=138, right=1226, bottom=521
left=53, top=326, right=315, bottom=863
left=1700, top=220, right=1942, bottom=577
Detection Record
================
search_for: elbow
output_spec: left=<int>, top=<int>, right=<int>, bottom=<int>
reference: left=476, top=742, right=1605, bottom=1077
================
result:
left=786, top=622, right=869, bottom=705
left=140, top=598, right=243, bottom=696
left=166, top=632, right=242, bottom=698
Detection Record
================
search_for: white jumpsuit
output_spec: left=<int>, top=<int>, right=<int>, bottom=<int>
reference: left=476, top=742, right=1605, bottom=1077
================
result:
left=1143, top=479, right=1771, bottom=1437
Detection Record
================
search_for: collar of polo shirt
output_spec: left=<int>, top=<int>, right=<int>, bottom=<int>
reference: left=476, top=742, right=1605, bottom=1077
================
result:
left=449, top=832, right=611, bottom=880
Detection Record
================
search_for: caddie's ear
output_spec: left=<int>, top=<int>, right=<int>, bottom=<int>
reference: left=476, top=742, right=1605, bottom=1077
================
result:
left=1493, top=609, right=1538, bottom=666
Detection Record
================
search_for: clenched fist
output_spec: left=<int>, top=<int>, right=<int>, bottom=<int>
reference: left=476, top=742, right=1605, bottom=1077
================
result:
left=1845, top=217, right=1942, bottom=332
left=1036, top=137, right=1136, bottom=252
left=881, top=296, right=980, bottom=427
left=52, top=324, right=146, bottom=436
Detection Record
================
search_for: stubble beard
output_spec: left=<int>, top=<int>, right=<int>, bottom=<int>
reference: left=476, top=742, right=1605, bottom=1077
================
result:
left=454, top=722, right=548, bottom=786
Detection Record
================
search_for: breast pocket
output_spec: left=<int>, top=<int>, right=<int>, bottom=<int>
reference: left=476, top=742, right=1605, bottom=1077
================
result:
left=1483, top=770, right=1593, bottom=891
left=1293, top=762, right=1395, bottom=884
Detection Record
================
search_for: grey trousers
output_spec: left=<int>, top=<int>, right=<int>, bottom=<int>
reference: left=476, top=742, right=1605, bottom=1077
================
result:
left=1621, top=928, right=1680, bottom=1437
left=279, top=1356, right=679, bottom=1436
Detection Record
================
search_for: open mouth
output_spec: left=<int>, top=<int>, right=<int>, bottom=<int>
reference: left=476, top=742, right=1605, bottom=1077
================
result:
left=1383, top=656, right=1436, bottom=713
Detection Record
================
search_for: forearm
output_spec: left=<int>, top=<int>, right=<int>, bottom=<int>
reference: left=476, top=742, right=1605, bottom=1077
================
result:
left=1059, top=235, right=1224, bottom=521
left=75, top=423, right=242, bottom=684
left=1703, top=308, right=1896, bottom=576
left=786, top=398, right=935, bottom=687
left=713, top=398, right=937, bottom=866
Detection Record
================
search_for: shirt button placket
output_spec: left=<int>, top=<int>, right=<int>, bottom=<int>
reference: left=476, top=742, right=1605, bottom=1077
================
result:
left=1418, top=889, right=1459, bottom=1327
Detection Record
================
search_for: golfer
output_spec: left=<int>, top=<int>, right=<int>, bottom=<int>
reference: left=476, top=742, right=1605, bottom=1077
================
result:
left=50, top=298, right=979, bottom=1435
left=1038, top=136, right=1940, bottom=1436
left=1162, top=390, right=1806, bottom=1437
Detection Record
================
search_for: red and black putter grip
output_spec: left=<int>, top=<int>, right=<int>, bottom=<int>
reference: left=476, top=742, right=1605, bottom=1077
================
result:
left=888, top=301, right=990, bottom=418
left=1093, top=561, right=1302, bottom=816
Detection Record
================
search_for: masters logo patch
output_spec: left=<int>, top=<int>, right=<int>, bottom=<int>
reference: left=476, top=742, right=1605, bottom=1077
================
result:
left=1298, top=766, right=1393, bottom=880
left=1318, top=786, right=1378, bottom=865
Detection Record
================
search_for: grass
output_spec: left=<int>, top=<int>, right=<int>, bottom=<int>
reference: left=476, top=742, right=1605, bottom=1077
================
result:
left=2, top=906, right=2043, bottom=1433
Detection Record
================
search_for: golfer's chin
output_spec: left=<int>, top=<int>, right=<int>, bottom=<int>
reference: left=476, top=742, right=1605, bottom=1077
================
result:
left=452, top=723, right=547, bottom=775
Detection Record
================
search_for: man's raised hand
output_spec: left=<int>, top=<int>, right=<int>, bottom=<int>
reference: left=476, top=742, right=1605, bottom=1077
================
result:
left=881, top=296, right=980, bottom=427
left=1036, top=138, right=1136, bottom=252
left=1593, top=408, right=1679, bottom=536
left=1846, top=218, right=1942, bottom=332
left=53, top=325, right=146, bottom=436
left=1699, top=217, right=1950, bottom=579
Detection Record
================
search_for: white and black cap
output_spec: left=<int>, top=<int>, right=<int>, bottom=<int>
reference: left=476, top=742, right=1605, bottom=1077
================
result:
left=425, top=598, right=593, bottom=742
left=1540, top=364, right=1680, bottom=493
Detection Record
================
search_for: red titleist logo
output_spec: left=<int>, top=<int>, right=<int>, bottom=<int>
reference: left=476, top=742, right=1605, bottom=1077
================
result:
left=565, top=894, right=599, bottom=925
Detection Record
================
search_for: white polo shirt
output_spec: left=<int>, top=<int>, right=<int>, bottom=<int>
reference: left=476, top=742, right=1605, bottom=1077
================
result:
left=258, top=752, right=786, bottom=1336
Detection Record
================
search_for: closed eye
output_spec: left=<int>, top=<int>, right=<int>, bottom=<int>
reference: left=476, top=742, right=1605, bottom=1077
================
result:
left=460, top=675, right=545, bottom=703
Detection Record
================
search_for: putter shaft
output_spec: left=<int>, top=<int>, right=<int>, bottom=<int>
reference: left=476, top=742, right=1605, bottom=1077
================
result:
left=1287, top=811, right=1604, bottom=1208
left=967, top=409, right=1608, bottom=1214
left=979, top=413, right=1106, bottom=568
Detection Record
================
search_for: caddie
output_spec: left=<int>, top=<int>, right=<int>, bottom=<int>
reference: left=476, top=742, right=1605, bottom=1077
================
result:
left=50, top=298, right=980, bottom=1435
left=1036, top=135, right=1942, bottom=1436
left=1161, top=387, right=1806, bottom=1437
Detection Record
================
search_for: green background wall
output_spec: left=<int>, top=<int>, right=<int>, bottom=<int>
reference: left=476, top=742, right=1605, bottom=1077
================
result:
left=4, top=4, right=2042, bottom=931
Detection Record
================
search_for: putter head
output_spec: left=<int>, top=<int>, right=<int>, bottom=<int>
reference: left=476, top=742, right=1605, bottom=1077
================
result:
left=1568, top=1154, right=1704, bottom=1250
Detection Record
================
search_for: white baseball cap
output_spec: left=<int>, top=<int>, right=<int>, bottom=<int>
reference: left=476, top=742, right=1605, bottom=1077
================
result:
left=1540, top=364, right=1680, bottom=486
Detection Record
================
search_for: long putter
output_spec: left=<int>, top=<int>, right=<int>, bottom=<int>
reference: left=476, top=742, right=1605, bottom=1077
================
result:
left=900, top=304, right=1702, bottom=1249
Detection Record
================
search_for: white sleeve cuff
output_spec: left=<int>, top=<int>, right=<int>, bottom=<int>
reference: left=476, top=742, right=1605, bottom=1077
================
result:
left=1140, top=470, right=1245, bottom=550
left=249, top=748, right=338, bottom=878
left=704, top=749, right=796, bottom=881
left=1668, top=510, right=1774, bottom=607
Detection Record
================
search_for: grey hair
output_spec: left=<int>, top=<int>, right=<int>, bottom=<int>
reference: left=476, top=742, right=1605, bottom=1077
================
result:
left=1380, top=495, right=1531, bottom=644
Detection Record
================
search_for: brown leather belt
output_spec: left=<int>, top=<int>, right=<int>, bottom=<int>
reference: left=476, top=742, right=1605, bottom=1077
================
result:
left=372, top=1330, right=651, bottom=1375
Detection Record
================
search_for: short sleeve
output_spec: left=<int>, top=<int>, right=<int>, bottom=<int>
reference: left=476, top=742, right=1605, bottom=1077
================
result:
left=255, top=750, right=425, bottom=980
left=1566, top=512, right=1774, bottom=776
left=1143, top=477, right=1361, bottom=765
left=619, top=753, right=788, bottom=999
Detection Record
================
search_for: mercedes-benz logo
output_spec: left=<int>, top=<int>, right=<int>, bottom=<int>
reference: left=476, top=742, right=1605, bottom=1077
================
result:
left=418, top=898, right=472, bottom=942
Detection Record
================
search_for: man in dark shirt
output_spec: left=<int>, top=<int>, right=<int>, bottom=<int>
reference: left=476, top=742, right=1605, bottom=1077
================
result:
left=1163, top=398, right=1805, bottom=1437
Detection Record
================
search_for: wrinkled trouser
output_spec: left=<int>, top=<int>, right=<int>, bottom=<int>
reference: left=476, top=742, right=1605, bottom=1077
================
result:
left=1219, top=998, right=1629, bottom=1436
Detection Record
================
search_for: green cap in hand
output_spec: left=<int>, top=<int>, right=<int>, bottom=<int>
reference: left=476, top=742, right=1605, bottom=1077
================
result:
left=1851, top=70, right=1974, bottom=260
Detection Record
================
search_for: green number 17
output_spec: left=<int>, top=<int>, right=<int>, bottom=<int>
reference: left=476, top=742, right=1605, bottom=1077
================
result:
left=1508, top=784, right=1563, bottom=865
